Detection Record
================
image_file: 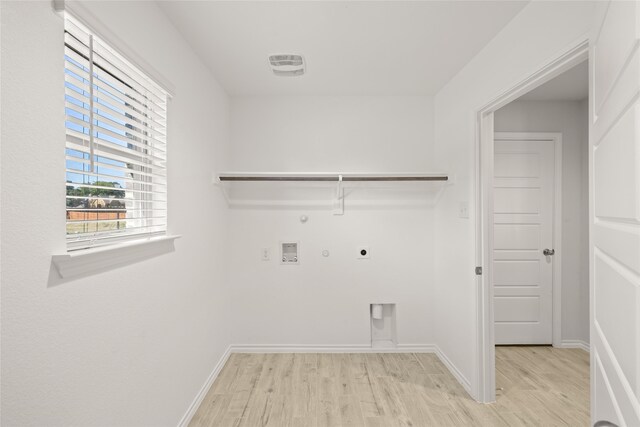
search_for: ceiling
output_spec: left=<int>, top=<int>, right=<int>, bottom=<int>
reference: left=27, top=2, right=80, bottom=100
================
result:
left=519, top=61, right=589, bottom=101
left=159, top=1, right=529, bottom=96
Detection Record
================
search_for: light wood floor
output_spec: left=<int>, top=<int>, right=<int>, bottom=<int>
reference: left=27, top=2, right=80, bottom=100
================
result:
left=190, top=346, right=589, bottom=427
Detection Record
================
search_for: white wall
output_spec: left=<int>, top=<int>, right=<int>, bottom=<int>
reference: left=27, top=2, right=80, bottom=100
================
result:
left=1, top=1, right=231, bottom=425
left=230, top=96, right=434, bottom=171
left=433, top=1, right=596, bottom=398
left=227, top=96, right=437, bottom=347
left=494, top=99, right=590, bottom=344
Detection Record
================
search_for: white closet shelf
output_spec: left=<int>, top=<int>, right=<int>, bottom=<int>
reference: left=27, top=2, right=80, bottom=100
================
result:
left=217, top=172, right=449, bottom=182
left=215, top=172, right=451, bottom=212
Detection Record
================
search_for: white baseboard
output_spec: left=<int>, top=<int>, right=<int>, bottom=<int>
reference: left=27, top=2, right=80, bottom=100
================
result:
left=177, top=345, right=232, bottom=427
left=557, top=340, right=590, bottom=352
left=229, top=343, right=437, bottom=353
left=434, top=345, right=472, bottom=396
left=229, top=344, right=371, bottom=353
left=396, top=344, right=438, bottom=353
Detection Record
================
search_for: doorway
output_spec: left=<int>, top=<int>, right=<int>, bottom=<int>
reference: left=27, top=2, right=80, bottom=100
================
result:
left=492, top=59, right=590, bottom=351
left=487, top=62, right=591, bottom=424
left=474, top=39, right=589, bottom=403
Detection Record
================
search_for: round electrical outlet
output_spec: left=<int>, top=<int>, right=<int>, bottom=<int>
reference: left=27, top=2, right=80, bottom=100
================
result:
left=357, top=246, right=370, bottom=259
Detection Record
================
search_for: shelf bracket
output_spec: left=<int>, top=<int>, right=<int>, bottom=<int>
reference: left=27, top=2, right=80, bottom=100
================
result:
left=333, top=174, right=344, bottom=215
left=214, top=173, right=233, bottom=206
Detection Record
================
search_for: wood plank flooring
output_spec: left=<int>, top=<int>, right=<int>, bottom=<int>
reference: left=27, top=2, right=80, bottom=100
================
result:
left=190, top=346, right=589, bottom=427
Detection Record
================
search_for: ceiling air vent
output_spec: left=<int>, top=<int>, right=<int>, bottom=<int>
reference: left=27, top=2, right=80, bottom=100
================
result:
left=269, top=54, right=305, bottom=77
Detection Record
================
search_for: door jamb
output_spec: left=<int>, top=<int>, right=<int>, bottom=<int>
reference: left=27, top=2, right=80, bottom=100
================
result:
left=475, top=38, right=589, bottom=403
left=493, top=132, right=563, bottom=348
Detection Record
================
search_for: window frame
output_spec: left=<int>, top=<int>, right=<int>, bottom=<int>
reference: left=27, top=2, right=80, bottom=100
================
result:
left=63, top=13, right=170, bottom=252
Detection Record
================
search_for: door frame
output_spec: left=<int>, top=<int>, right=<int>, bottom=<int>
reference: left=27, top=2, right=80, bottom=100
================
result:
left=493, top=132, right=563, bottom=347
left=475, top=38, right=589, bottom=403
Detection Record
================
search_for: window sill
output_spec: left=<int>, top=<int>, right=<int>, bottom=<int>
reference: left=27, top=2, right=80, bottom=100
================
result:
left=52, top=235, right=181, bottom=279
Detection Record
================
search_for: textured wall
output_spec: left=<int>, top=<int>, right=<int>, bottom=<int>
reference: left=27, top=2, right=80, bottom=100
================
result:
left=1, top=1, right=231, bottom=425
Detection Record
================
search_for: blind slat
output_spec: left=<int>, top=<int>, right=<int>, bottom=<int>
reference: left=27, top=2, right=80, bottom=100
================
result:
left=67, top=225, right=167, bottom=240
left=93, top=41, right=167, bottom=105
left=66, top=195, right=167, bottom=203
left=66, top=102, right=167, bottom=151
left=66, top=169, right=166, bottom=188
left=66, top=115, right=167, bottom=160
left=65, top=29, right=166, bottom=107
left=67, top=228, right=167, bottom=248
left=67, top=216, right=167, bottom=224
left=66, top=208, right=167, bottom=212
left=65, top=84, right=167, bottom=135
left=64, top=73, right=168, bottom=139
left=67, top=182, right=166, bottom=196
left=65, top=133, right=167, bottom=172
left=92, top=67, right=167, bottom=122
left=65, top=155, right=167, bottom=180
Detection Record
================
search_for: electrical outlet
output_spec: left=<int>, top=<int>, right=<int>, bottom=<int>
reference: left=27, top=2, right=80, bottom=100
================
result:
left=261, top=248, right=270, bottom=261
left=459, top=201, right=469, bottom=218
left=357, top=246, right=370, bottom=259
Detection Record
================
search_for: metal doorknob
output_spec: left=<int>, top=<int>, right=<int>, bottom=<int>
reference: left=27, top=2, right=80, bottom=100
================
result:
left=543, top=249, right=555, bottom=256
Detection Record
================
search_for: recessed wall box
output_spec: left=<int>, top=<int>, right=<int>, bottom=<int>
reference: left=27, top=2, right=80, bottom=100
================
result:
left=281, top=242, right=299, bottom=264
left=370, top=303, right=397, bottom=349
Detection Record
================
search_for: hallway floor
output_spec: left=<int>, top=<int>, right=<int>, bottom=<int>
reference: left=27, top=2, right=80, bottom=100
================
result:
left=189, top=347, right=589, bottom=426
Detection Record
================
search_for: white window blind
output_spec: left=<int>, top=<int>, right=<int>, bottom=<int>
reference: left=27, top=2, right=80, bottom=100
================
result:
left=64, top=16, right=168, bottom=251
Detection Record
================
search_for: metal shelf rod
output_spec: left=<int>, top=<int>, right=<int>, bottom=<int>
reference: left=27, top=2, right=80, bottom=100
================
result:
left=218, top=174, right=448, bottom=182
left=342, top=176, right=448, bottom=182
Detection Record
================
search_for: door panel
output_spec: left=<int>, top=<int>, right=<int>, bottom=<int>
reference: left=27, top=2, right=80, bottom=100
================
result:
left=494, top=296, right=541, bottom=322
left=592, top=44, right=640, bottom=145
left=493, top=137, right=555, bottom=345
left=494, top=152, right=540, bottom=177
left=494, top=188, right=541, bottom=214
left=591, top=1, right=640, bottom=425
left=593, top=1, right=638, bottom=113
left=594, top=355, right=622, bottom=426
left=594, top=222, right=640, bottom=275
left=494, top=260, right=540, bottom=286
left=594, top=254, right=639, bottom=392
left=493, top=224, right=541, bottom=250
left=594, top=105, right=639, bottom=220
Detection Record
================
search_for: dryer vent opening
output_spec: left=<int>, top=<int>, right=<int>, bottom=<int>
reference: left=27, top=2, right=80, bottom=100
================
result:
left=269, top=54, right=305, bottom=77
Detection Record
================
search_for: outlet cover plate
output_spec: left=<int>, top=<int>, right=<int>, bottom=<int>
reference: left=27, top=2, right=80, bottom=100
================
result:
left=458, top=201, right=469, bottom=218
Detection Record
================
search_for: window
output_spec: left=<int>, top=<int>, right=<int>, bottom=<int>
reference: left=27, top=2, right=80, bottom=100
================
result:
left=64, top=16, right=168, bottom=251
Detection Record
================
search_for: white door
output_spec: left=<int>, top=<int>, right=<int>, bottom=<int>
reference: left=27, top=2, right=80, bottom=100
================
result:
left=493, top=135, right=555, bottom=345
left=591, top=1, right=640, bottom=426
